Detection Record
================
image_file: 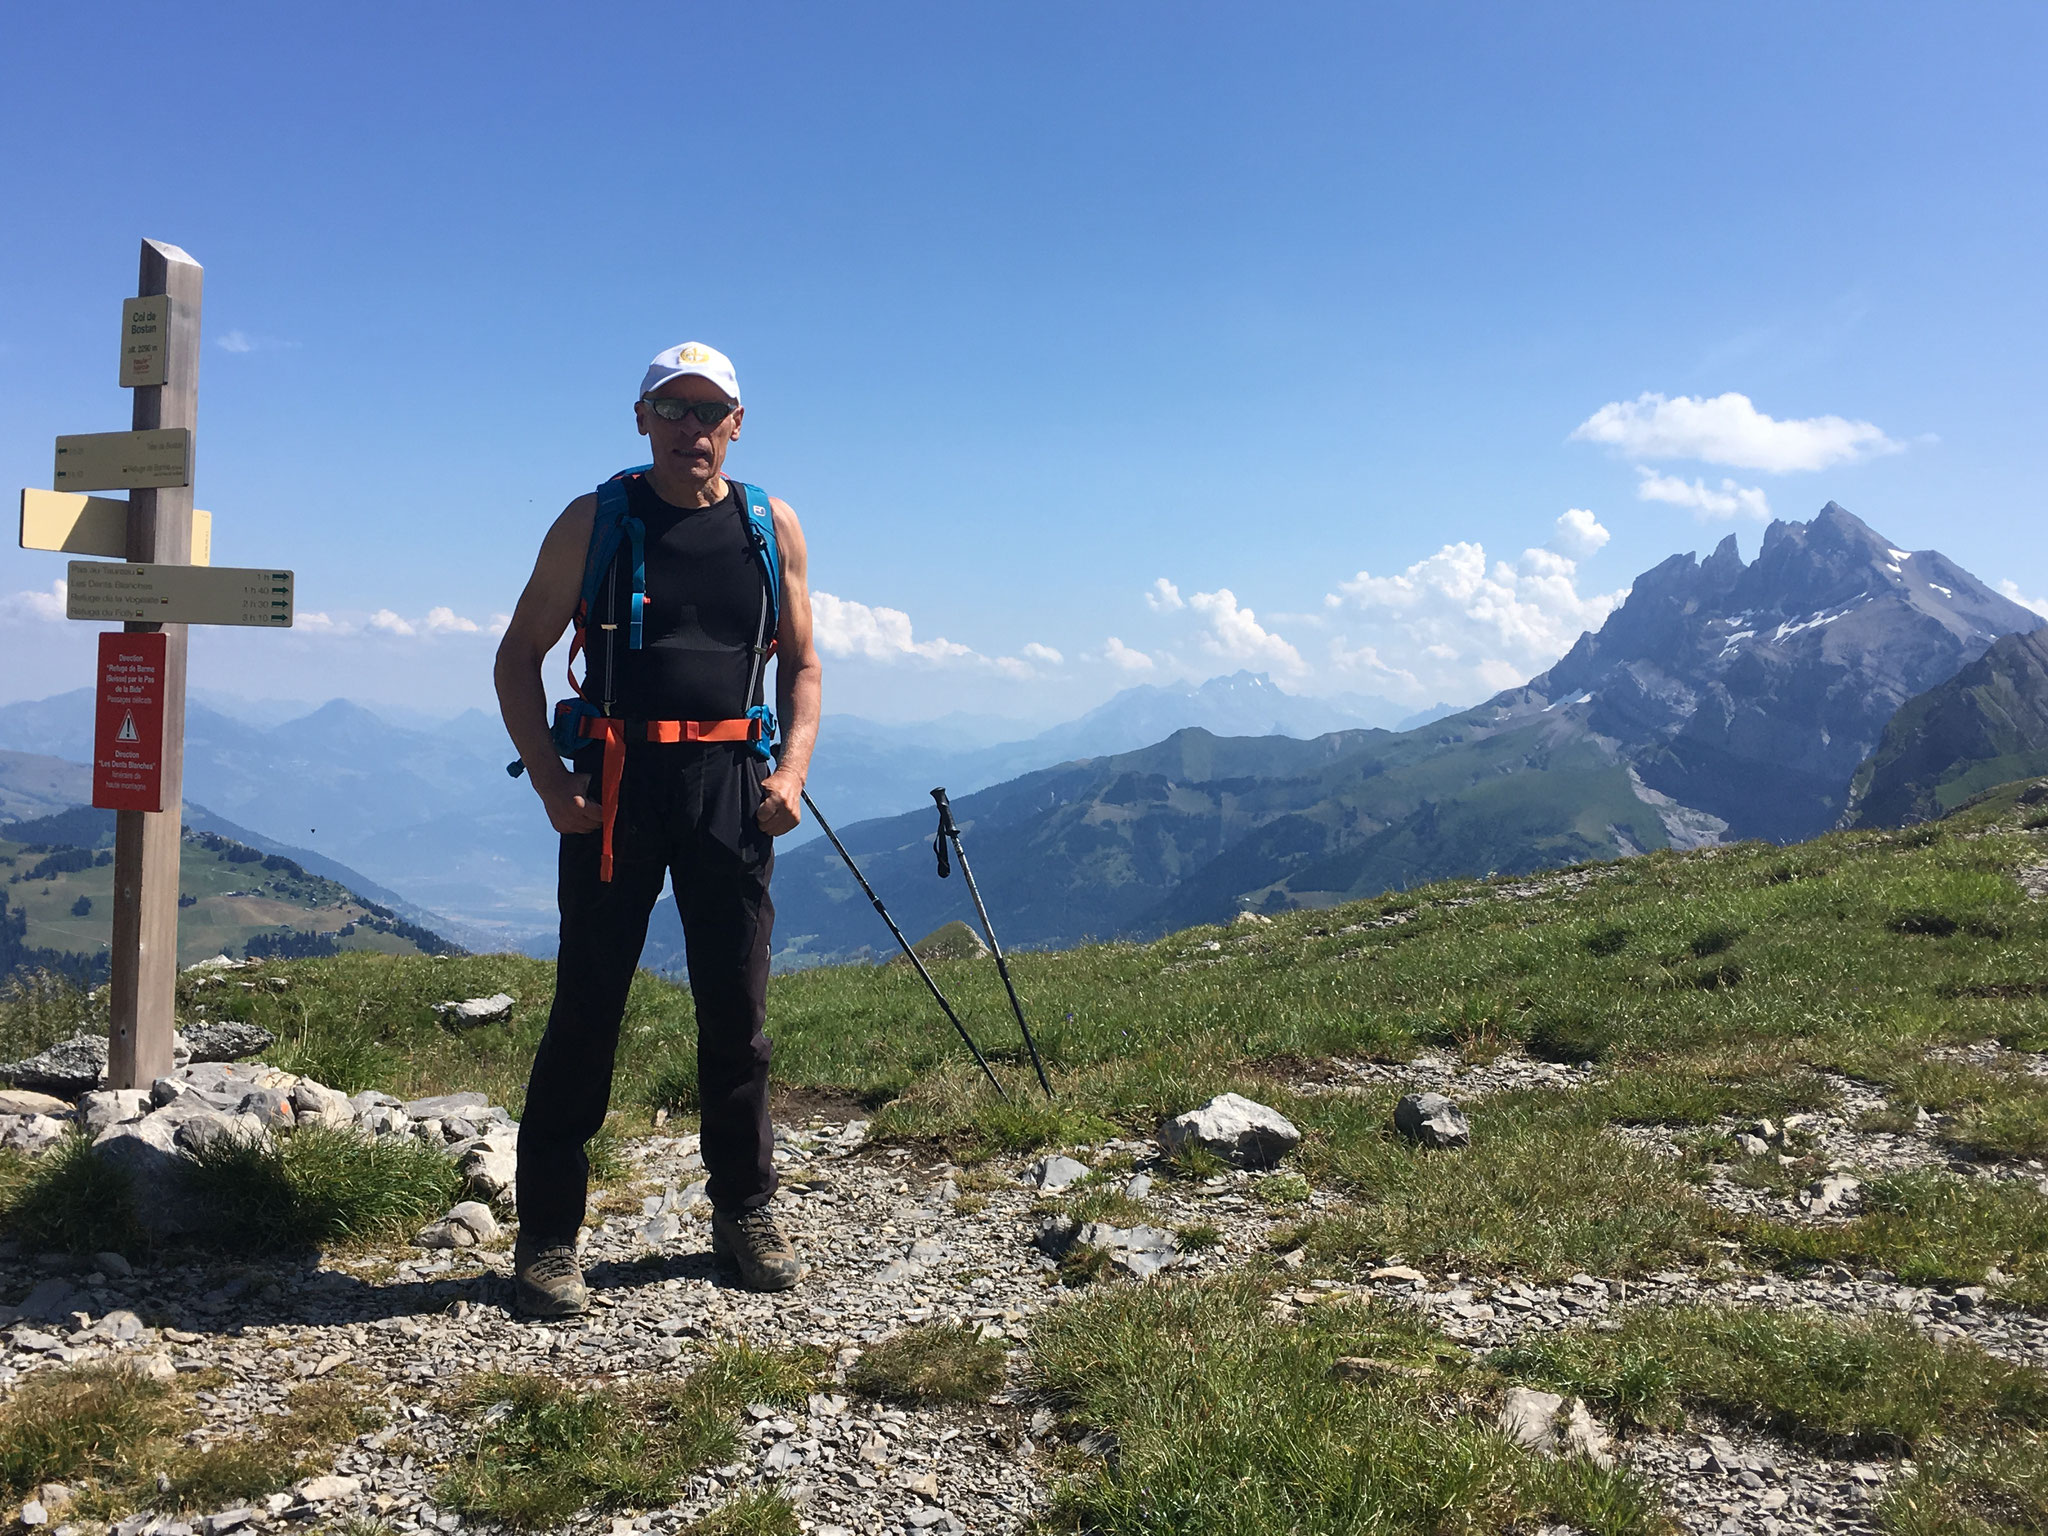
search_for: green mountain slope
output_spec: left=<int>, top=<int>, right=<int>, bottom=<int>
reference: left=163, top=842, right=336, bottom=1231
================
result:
left=1843, top=628, right=2048, bottom=827
left=1, top=811, right=457, bottom=982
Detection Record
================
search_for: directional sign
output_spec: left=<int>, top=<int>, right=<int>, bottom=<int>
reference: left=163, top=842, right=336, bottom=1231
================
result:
left=120, top=297, right=171, bottom=387
left=66, top=559, right=292, bottom=627
left=53, top=428, right=192, bottom=491
left=93, top=632, right=169, bottom=812
left=20, top=489, right=210, bottom=563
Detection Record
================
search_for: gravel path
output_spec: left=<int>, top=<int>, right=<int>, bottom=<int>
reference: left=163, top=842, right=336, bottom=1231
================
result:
left=4, top=1044, right=2045, bottom=1536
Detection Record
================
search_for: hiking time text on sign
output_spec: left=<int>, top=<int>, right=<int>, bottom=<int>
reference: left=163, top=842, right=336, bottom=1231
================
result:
left=65, top=559, right=292, bottom=626
left=53, top=428, right=192, bottom=490
left=92, top=632, right=169, bottom=813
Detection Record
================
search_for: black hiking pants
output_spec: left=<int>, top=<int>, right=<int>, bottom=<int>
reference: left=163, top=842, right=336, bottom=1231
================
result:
left=516, top=743, right=776, bottom=1248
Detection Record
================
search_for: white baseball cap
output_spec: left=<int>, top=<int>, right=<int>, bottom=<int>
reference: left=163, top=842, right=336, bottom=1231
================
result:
left=640, top=341, right=740, bottom=403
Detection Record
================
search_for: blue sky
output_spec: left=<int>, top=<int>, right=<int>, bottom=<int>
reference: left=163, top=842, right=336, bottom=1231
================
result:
left=4, top=3, right=2044, bottom=725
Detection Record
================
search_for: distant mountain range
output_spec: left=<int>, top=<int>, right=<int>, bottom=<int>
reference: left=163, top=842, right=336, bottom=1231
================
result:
left=1842, top=627, right=2048, bottom=827
left=763, top=503, right=2045, bottom=964
left=0, top=669, right=1451, bottom=954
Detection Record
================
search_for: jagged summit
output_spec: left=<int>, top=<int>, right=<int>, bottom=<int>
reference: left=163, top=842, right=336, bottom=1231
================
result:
left=1515, top=502, right=2042, bottom=841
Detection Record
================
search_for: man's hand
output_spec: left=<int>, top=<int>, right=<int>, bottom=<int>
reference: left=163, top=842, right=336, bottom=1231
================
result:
left=757, top=768, right=803, bottom=836
left=539, top=771, right=603, bottom=836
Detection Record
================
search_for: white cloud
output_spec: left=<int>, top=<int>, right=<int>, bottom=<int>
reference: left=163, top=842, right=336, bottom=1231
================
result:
left=1635, top=468, right=1772, bottom=521
left=1185, top=588, right=1306, bottom=676
left=0, top=580, right=67, bottom=623
left=294, top=610, right=342, bottom=633
left=369, top=609, right=416, bottom=637
left=1144, top=577, right=1184, bottom=613
left=215, top=330, right=298, bottom=354
left=1550, top=508, right=1610, bottom=557
left=1326, top=530, right=1626, bottom=700
left=1101, top=636, right=1156, bottom=672
left=1020, top=642, right=1063, bottom=666
left=488, top=612, right=512, bottom=636
left=1998, top=579, right=2048, bottom=619
left=423, top=606, right=480, bottom=634
left=1571, top=391, right=1901, bottom=472
left=809, top=591, right=974, bottom=663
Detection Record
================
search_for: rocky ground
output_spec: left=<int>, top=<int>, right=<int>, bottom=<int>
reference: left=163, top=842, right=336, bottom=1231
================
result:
left=4, top=1033, right=2047, bottom=1536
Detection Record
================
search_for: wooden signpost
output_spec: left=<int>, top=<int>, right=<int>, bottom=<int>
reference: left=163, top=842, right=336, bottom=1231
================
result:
left=14, top=240, right=297, bottom=1089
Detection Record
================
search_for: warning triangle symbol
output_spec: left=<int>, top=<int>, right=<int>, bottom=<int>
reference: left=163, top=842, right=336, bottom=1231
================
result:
left=116, top=711, right=139, bottom=742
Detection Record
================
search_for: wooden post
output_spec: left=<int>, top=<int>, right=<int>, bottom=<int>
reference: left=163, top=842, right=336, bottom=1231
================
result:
left=107, top=240, right=201, bottom=1090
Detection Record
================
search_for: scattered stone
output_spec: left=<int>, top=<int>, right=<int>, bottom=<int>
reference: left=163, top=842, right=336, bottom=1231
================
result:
left=452, top=1133, right=518, bottom=1202
left=1073, top=1221, right=1184, bottom=1280
left=289, top=1080, right=356, bottom=1130
left=19, top=1499, right=47, bottom=1527
left=16, top=1278, right=89, bottom=1324
left=1499, top=1387, right=1614, bottom=1468
left=0, top=1033, right=108, bottom=1096
left=1799, top=1173, right=1863, bottom=1216
left=91, top=1115, right=207, bottom=1236
left=1026, top=1154, right=1091, bottom=1192
left=93, top=1250, right=134, bottom=1279
left=0, top=1090, right=70, bottom=1118
left=1394, top=1091, right=1471, bottom=1149
left=1158, top=1093, right=1301, bottom=1169
left=78, top=1088, right=152, bottom=1136
left=0, top=1114, right=68, bottom=1155
left=430, top=995, right=516, bottom=1029
left=177, top=1020, right=276, bottom=1063
left=293, top=1475, right=360, bottom=1504
left=1123, top=1173, right=1153, bottom=1200
left=406, top=1090, right=491, bottom=1120
left=415, top=1201, right=501, bottom=1248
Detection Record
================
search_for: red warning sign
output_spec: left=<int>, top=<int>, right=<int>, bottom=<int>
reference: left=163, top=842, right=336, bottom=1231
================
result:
left=93, top=632, right=168, bottom=812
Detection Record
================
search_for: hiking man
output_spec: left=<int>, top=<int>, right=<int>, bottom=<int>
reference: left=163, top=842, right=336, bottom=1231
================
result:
left=494, top=342, right=821, bottom=1316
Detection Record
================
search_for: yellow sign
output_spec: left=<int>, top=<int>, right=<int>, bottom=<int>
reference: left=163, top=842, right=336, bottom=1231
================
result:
left=120, top=297, right=170, bottom=387
left=19, top=489, right=210, bottom=564
left=65, top=560, right=292, bottom=627
left=53, top=429, right=192, bottom=491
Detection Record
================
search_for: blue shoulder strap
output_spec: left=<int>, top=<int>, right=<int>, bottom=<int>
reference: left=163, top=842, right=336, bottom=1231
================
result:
left=588, top=467, right=651, bottom=649
left=733, top=481, right=782, bottom=638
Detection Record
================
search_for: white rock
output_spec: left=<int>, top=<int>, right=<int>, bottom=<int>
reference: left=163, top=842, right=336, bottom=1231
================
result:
left=289, top=1079, right=357, bottom=1131
left=20, top=1499, right=47, bottom=1527
left=1800, top=1174, right=1862, bottom=1215
left=415, top=1199, right=501, bottom=1248
left=1027, top=1154, right=1091, bottom=1191
left=77, top=1088, right=152, bottom=1136
left=92, top=1115, right=205, bottom=1235
left=1498, top=1388, right=1614, bottom=1469
left=294, top=1475, right=361, bottom=1503
left=1073, top=1221, right=1184, bottom=1280
left=0, top=1089, right=70, bottom=1117
left=0, top=1114, right=69, bottom=1155
left=431, top=995, right=516, bottom=1028
left=452, top=1133, right=518, bottom=1202
left=1394, top=1091, right=1471, bottom=1149
left=1158, top=1093, right=1301, bottom=1169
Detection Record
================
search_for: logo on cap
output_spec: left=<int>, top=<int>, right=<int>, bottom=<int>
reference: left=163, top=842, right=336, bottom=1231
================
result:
left=678, top=343, right=714, bottom=364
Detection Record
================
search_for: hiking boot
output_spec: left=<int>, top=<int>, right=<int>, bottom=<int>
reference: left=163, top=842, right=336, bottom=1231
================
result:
left=514, top=1241, right=588, bottom=1317
left=712, top=1206, right=800, bottom=1292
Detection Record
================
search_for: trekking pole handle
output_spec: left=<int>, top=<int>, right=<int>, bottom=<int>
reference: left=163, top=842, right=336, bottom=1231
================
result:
left=930, top=787, right=956, bottom=877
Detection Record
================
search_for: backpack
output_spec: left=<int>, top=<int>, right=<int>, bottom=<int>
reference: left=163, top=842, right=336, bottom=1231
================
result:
left=547, top=465, right=782, bottom=764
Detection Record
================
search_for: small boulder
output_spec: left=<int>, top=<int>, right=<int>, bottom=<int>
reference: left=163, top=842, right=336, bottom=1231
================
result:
left=1394, top=1091, right=1470, bottom=1149
left=1497, top=1387, right=1614, bottom=1470
left=430, top=995, right=515, bottom=1030
left=404, top=1090, right=490, bottom=1120
left=1027, top=1154, right=1091, bottom=1192
left=178, top=1020, right=277, bottom=1063
left=0, top=1114, right=69, bottom=1155
left=1799, top=1173, right=1862, bottom=1216
left=0, top=1033, right=108, bottom=1096
left=414, top=1200, right=501, bottom=1249
left=289, top=1079, right=356, bottom=1131
left=293, top=1475, right=360, bottom=1504
left=1073, top=1220, right=1184, bottom=1280
left=93, top=1115, right=206, bottom=1235
left=78, top=1089, right=152, bottom=1136
left=900, top=921, right=988, bottom=964
left=16, top=1277, right=90, bottom=1324
left=233, top=1088, right=296, bottom=1131
left=0, top=1089, right=70, bottom=1118
left=1158, top=1093, right=1301, bottom=1169
left=452, top=1133, right=518, bottom=1202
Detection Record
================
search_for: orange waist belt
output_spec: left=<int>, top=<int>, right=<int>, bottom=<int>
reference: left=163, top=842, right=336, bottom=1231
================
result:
left=578, top=716, right=762, bottom=881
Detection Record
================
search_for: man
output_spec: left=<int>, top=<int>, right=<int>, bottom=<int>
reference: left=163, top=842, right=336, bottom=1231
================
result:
left=495, top=342, right=821, bottom=1316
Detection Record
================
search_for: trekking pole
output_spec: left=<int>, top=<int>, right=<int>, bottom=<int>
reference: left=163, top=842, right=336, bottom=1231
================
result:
left=930, top=787, right=1054, bottom=1098
left=799, top=790, right=1009, bottom=1103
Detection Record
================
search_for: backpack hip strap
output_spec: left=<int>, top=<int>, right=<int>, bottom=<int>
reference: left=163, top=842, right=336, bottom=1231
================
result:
left=575, top=715, right=765, bottom=881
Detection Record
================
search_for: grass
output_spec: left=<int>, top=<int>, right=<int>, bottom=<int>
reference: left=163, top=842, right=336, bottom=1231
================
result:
left=177, top=1123, right=464, bottom=1252
left=1879, top=1434, right=2048, bottom=1536
left=0, top=1364, right=380, bottom=1516
left=438, top=1343, right=827, bottom=1529
left=1029, top=1276, right=1667, bottom=1536
left=0, top=1133, right=141, bottom=1255
left=846, top=1322, right=1006, bottom=1403
left=1494, top=1306, right=2048, bottom=1454
left=686, top=1491, right=800, bottom=1535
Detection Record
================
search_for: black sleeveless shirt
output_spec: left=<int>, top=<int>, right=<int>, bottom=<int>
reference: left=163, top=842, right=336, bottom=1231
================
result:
left=588, top=476, right=769, bottom=723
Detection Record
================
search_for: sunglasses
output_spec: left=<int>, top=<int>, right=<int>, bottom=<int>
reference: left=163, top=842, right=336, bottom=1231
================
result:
left=643, top=397, right=736, bottom=427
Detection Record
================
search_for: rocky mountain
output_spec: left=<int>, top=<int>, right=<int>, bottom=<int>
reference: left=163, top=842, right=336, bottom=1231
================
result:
left=765, top=503, right=2045, bottom=964
left=1841, top=627, right=2048, bottom=827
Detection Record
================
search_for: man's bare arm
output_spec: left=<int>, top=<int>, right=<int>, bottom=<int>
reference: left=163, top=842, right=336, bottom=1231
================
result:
left=757, top=496, right=821, bottom=835
left=495, top=494, right=603, bottom=835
